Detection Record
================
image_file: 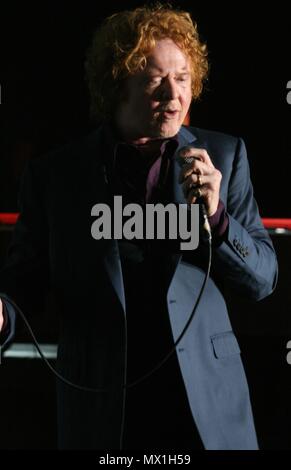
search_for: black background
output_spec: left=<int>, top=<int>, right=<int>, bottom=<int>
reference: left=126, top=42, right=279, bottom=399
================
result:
left=0, top=0, right=290, bottom=216
left=0, top=0, right=291, bottom=452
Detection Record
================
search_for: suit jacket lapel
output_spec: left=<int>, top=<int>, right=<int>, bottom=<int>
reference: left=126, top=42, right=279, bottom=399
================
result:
left=170, top=126, right=198, bottom=205
left=85, top=127, right=126, bottom=315
left=166, top=126, right=200, bottom=287
left=102, top=241, right=126, bottom=313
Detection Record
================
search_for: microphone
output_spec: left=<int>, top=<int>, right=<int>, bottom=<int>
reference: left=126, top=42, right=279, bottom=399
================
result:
left=176, top=151, right=212, bottom=239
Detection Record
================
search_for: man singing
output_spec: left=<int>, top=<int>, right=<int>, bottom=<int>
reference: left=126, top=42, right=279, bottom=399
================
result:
left=0, top=4, right=277, bottom=450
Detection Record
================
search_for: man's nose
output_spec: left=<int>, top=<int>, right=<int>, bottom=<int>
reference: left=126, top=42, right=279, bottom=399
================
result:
left=160, top=77, right=179, bottom=101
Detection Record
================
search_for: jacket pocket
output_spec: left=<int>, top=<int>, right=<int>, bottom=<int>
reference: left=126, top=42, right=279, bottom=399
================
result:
left=210, top=331, right=241, bottom=359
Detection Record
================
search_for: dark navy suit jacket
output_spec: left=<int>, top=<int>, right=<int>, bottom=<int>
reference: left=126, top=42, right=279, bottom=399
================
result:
left=0, top=125, right=278, bottom=449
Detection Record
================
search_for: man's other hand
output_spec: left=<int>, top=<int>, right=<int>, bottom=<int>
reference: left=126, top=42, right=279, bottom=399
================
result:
left=0, top=299, right=4, bottom=332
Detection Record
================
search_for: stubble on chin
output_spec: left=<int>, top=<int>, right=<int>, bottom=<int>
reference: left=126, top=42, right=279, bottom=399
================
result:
left=148, top=117, right=180, bottom=139
left=158, top=122, right=181, bottom=138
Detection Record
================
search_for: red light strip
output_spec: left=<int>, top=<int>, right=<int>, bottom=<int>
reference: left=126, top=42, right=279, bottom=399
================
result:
left=0, top=213, right=19, bottom=224
left=261, top=219, right=291, bottom=229
left=0, top=213, right=291, bottom=230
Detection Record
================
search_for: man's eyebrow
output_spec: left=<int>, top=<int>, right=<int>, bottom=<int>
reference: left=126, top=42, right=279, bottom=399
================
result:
left=145, top=67, right=190, bottom=75
left=145, top=66, right=164, bottom=74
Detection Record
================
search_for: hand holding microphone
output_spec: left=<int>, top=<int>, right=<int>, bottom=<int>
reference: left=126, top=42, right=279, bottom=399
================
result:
left=177, top=146, right=222, bottom=217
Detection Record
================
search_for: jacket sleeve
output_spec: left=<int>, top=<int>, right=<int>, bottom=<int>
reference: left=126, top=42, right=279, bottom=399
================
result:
left=212, top=138, right=278, bottom=301
left=0, top=158, right=50, bottom=339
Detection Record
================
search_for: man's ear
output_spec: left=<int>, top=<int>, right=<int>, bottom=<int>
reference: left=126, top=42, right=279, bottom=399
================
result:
left=183, top=110, right=191, bottom=126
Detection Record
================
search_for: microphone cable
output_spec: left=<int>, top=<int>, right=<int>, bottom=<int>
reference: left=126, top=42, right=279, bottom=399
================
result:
left=1, top=213, right=211, bottom=392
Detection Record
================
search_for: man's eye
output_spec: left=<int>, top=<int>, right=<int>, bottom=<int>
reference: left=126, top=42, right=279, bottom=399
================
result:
left=147, top=77, right=162, bottom=86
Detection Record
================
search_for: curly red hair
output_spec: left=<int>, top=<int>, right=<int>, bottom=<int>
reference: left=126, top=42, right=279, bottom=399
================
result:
left=85, top=3, right=209, bottom=122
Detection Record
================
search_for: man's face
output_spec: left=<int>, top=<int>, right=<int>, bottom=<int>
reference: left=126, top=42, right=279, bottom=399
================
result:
left=115, top=38, right=192, bottom=143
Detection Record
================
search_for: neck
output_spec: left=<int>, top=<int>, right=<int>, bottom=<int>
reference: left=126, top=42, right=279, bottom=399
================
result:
left=134, top=138, right=168, bottom=159
left=113, top=114, right=164, bottom=146
left=120, top=131, right=161, bottom=146
left=111, top=118, right=173, bottom=156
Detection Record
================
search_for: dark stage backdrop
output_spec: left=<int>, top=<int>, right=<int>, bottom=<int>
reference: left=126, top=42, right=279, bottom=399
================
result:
left=0, top=0, right=290, bottom=215
left=0, top=0, right=291, bottom=452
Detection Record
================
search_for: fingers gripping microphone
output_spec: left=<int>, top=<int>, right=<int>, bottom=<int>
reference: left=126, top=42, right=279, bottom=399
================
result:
left=176, top=151, right=212, bottom=240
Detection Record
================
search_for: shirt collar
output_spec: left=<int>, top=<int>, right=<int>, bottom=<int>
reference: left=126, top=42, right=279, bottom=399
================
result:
left=101, top=122, right=179, bottom=169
